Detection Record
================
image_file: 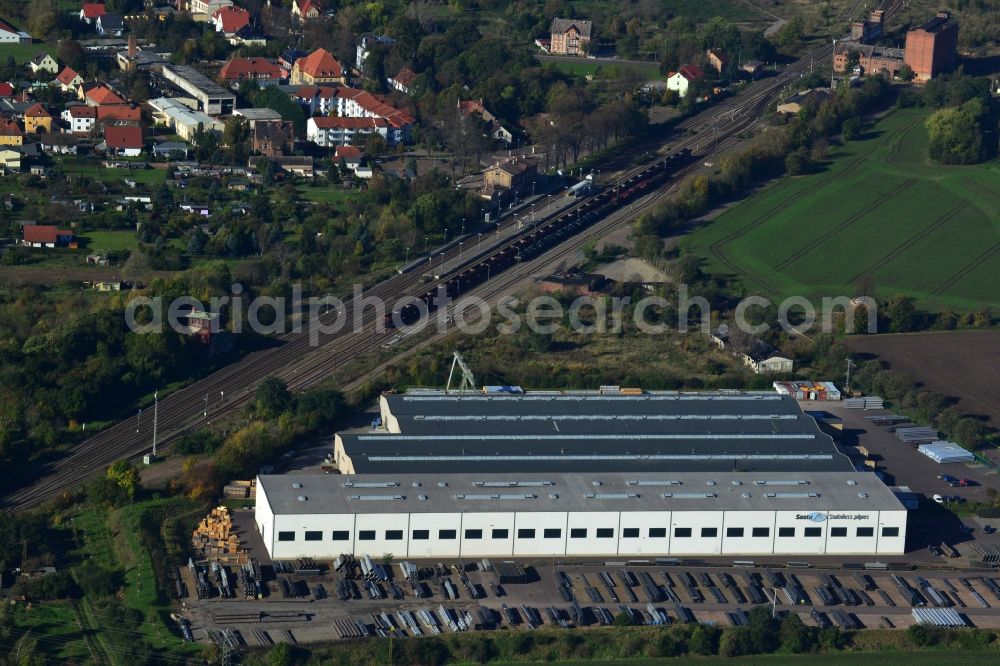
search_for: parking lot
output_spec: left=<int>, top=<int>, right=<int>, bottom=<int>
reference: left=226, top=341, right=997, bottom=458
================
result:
left=800, top=400, right=1000, bottom=554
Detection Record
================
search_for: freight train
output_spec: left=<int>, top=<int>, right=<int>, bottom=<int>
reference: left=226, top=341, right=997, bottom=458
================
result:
left=384, top=147, right=693, bottom=329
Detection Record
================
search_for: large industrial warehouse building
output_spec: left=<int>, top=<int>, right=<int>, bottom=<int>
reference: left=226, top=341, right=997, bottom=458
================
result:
left=255, top=390, right=908, bottom=559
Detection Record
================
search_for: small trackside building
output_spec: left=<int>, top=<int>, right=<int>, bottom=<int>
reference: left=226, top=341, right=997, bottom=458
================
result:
left=255, top=471, right=907, bottom=560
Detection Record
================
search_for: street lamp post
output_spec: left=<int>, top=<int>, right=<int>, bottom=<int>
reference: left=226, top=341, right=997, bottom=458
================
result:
left=477, top=232, right=482, bottom=252
left=404, top=246, right=410, bottom=265
left=458, top=241, right=463, bottom=262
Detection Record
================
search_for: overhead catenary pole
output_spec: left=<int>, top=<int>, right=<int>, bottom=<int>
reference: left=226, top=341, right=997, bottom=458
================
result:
left=151, top=390, right=159, bottom=458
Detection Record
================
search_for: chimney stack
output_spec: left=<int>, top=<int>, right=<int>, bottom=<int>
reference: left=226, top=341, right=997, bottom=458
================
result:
left=128, top=35, right=137, bottom=58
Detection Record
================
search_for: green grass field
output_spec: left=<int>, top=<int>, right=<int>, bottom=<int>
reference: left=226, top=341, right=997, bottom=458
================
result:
left=682, top=108, right=1000, bottom=312
left=297, top=183, right=363, bottom=208
left=0, top=42, right=55, bottom=66
left=80, top=230, right=140, bottom=252
left=60, top=158, right=168, bottom=186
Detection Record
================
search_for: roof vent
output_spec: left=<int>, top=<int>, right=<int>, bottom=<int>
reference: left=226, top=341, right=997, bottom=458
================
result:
left=549, top=493, right=558, bottom=499
left=297, top=495, right=307, bottom=502
left=741, top=492, right=751, bottom=499
left=706, top=480, right=717, bottom=486
left=847, top=480, right=858, bottom=486
left=292, top=482, right=302, bottom=488
left=858, top=492, right=869, bottom=499
left=438, top=481, right=448, bottom=487
left=418, top=495, right=428, bottom=501
left=412, top=482, right=421, bottom=487
left=592, top=481, right=602, bottom=486
left=731, top=480, right=742, bottom=486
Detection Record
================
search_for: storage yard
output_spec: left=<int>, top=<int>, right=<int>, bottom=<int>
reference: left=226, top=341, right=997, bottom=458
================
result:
left=177, top=543, right=1000, bottom=647
left=173, top=387, right=1000, bottom=647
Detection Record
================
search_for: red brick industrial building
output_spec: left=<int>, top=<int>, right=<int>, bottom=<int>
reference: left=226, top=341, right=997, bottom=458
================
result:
left=904, top=12, right=959, bottom=82
left=833, top=11, right=958, bottom=83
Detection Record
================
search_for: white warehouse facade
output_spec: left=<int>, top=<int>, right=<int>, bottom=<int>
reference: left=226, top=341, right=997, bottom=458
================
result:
left=255, top=471, right=907, bottom=560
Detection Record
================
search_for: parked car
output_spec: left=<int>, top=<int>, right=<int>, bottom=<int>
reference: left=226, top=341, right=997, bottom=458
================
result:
left=959, top=478, right=975, bottom=487
left=983, top=525, right=996, bottom=535
left=937, top=474, right=960, bottom=486
left=932, top=494, right=944, bottom=504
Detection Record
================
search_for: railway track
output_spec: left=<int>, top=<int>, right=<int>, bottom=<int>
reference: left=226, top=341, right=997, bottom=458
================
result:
left=3, top=41, right=832, bottom=511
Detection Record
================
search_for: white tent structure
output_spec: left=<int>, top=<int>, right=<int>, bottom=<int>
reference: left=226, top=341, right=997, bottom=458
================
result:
left=918, top=441, right=974, bottom=464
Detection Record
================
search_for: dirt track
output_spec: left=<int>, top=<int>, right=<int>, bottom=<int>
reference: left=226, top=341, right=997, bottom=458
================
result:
left=845, top=331, right=1000, bottom=427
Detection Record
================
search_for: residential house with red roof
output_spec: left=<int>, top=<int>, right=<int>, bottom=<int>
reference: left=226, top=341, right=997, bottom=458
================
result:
left=212, top=6, right=251, bottom=36
left=103, top=125, right=143, bottom=156
left=0, top=82, right=14, bottom=97
left=220, top=57, right=282, bottom=85
left=388, top=68, right=416, bottom=95
left=666, top=64, right=705, bottom=98
left=80, top=3, right=106, bottom=24
left=292, top=85, right=337, bottom=115
left=334, top=144, right=370, bottom=176
left=307, top=116, right=387, bottom=147
left=334, top=144, right=361, bottom=165
left=97, top=104, right=141, bottom=127
left=291, top=0, right=321, bottom=21
left=706, top=49, right=730, bottom=75
left=0, top=19, right=32, bottom=43
left=23, top=103, right=51, bottom=133
left=330, top=86, right=415, bottom=144
left=22, top=225, right=77, bottom=248
left=457, top=97, right=513, bottom=144
left=56, top=67, right=83, bottom=92
left=83, top=84, right=125, bottom=106
left=61, top=105, right=97, bottom=133
left=0, top=118, right=24, bottom=145
left=290, top=48, right=344, bottom=85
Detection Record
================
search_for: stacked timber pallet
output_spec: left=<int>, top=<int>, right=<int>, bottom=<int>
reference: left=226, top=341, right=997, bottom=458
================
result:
left=223, top=479, right=257, bottom=499
left=192, top=506, right=242, bottom=559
